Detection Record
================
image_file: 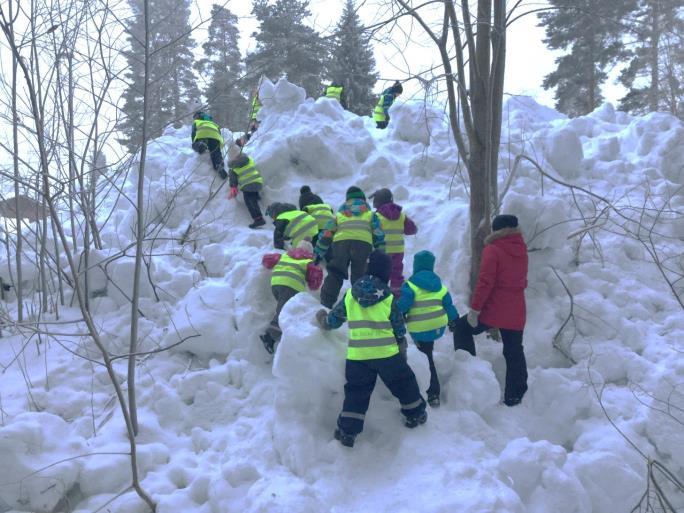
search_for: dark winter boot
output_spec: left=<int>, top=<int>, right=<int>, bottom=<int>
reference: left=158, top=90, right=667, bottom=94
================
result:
left=249, top=217, right=266, bottom=229
left=503, top=397, right=522, bottom=407
left=427, top=393, right=440, bottom=408
left=404, top=410, right=428, bottom=428
left=260, top=333, right=276, bottom=354
left=334, top=428, right=356, bottom=448
left=218, top=168, right=228, bottom=180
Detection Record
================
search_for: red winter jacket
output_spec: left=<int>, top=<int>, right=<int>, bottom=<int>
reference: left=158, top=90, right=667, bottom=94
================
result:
left=261, top=248, right=323, bottom=291
left=471, top=228, right=528, bottom=331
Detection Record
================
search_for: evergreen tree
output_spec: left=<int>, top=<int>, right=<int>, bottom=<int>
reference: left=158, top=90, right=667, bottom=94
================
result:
left=119, top=0, right=200, bottom=150
left=246, top=0, right=327, bottom=97
left=195, top=4, right=247, bottom=130
left=538, top=1, right=635, bottom=117
left=618, top=0, right=684, bottom=118
left=328, top=0, right=377, bottom=115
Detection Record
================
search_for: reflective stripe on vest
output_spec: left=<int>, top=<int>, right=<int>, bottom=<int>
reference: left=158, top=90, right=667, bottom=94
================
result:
left=232, top=157, right=263, bottom=190
left=303, top=203, right=334, bottom=230
left=277, top=210, right=318, bottom=247
left=405, top=281, right=448, bottom=333
left=373, top=94, right=388, bottom=122
left=334, top=211, right=372, bottom=244
left=344, top=289, right=398, bottom=360
left=377, top=211, right=405, bottom=254
left=250, top=97, right=261, bottom=120
left=271, top=254, right=310, bottom=292
left=193, top=120, right=224, bottom=146
left=326, top=86, right=343, bottom=100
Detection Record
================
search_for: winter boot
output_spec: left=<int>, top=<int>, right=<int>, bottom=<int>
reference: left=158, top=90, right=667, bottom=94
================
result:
left=218, top=167, right=228, bottom=180
left=334, top=428, right=356, bottom=448
left=427, top=393, right=440, bottom=408
left=503, top=397, right=522, bottom=407
left=249, top=217, right=266, bottom=229
left=260, top=333, right=276, bottom=354
left=404, top=410, right=428, bottom=428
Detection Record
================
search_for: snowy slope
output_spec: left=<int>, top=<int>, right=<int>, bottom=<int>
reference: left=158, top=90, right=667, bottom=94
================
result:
left=0, top=79, right=682, bottom=513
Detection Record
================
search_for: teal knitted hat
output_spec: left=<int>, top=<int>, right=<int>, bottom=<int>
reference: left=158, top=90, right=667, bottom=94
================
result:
left=413, top=250, right=435, bottom=273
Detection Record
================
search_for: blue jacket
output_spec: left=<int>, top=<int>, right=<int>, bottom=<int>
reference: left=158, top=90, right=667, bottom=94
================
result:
left=326, top=275, right=406, bottom=339
left=397, top=270, right=458, bottom=342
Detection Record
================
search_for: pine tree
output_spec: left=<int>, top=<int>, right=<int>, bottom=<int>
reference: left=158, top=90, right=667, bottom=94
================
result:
left=618, top=0, right=684, bottom=118
left=195, top=4, right=247, bottom=130
left=119, top=0, right=200, bottom=151
left=328, top=0, right=377, bottom=115
left=538, top=1, right=635, bottom=117
left=246, top=0, right=327, bottom=97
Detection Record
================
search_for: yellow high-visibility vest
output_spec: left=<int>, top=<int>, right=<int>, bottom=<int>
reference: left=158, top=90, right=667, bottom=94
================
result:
left=325, top=85, right=343, bottom=101
left=271, top=253, right=310, bottom=292
left=373, top=94, right=388, bottom=122
left=405, top=281, right=448, bottom=333
left=232, top=157, right=263, bottom=190
left=250, top=97, right=261, bottom=120
left=303, top=203, right=334, bottom=230
left=193, top=119, right=224, bottom=146
left=345, top=289, right=399, bottom=360
left=277, top=210, right=318, bottom=247
left=377, top=211, right=405, bottom=254
left=334, top=211, right=372, bottom=245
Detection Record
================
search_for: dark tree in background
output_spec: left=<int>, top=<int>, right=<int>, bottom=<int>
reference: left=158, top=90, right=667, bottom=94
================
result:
left=119, top=0, right=200, bottom=151
left=618, top=0, right=684, bottom=118
left=328, top=0, right=377, bottom=115
left=539, top=0, right=634, bottom=117
left=195, top=4, right=248, bottom=130
left=246, top=0, right=327, bottom=97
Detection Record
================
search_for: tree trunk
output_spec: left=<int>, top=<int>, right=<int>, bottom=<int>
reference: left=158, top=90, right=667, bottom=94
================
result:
left=468, top=0, right=493, bottom=293
left=10, top=0, right=23, bottom=322
left=649, top=0, right=660, bottom=113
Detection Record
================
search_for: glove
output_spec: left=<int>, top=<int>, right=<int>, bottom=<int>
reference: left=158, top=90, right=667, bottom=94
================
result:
left=486, top=328, right=501, bottom=342
left=466, top=309, right=480, bottom=328
left=447, top=318, right=459, bottom=332
left=316, top=308, right=330, bottom=330
left=228, top=186, right=238, bottom=199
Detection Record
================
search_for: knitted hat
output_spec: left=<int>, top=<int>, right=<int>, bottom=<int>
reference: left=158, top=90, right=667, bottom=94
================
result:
left=300, top=185, right=312, bottom=195
left=346, top=186, right=366, bottom=200
left=392, top=81, right=403, bottom=95
left=366, top=250, right=391, bottom=283
left=491, top=214, right=519, bottom=232
left=193, top=111, right=205, bottom=120
left=412, top=250, right=435, bottom=273
left=370, top=188, right=393, bottom=209
left=296, top=239, right=314, bottom=253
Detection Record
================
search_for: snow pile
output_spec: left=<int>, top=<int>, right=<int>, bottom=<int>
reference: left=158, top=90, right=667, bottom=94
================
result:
left=0, top=78, right=682, bottom=513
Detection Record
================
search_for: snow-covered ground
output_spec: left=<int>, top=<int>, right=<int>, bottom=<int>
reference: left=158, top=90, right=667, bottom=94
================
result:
left=0, top=79, right=683, bottom=513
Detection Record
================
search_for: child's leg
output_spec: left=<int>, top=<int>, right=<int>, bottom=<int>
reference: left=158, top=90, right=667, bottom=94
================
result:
left=416, top=341, right=440, bottom=402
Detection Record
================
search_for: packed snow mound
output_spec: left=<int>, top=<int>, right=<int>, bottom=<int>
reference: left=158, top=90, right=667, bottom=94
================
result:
left=2, top=79, right=684, bottom=513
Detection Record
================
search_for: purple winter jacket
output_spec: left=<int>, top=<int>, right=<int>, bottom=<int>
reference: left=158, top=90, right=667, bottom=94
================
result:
left=376, top=203, right=417, bottom=237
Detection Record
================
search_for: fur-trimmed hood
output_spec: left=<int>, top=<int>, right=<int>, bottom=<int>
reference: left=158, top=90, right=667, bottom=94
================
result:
left=485, top=227, right=526, bottom=257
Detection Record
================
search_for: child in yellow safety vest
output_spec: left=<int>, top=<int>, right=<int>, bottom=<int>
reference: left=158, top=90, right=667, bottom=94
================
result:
left=260, top=240, right=323, bottom=354
left=397, top=250, right=459, bottom=407
left=227, top=149, right=265, bottom=229
left=370, top=188, right=417, bottom=294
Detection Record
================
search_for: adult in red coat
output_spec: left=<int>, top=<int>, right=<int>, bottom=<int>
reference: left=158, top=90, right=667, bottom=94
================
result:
left=450, top=214, right=529, bottom=406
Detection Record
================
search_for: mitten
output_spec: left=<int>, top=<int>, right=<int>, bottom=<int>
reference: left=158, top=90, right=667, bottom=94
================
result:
left=315, top=309, right=330, bottom=330
left=447, top=318, right=459, bottom=332
left=466, top=309, right=480, bottom=328
left=228, top=186, right=238, bottom=199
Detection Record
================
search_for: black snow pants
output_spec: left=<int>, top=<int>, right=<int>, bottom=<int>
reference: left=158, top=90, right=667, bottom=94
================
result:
left=338, top=353, right=426, bottom=435
left=266, top=285, right=298, bottom=342
left=192, top=138, right=225, bottom=175
left=320, top=239, right=372, bottom=308
left=452, top=315, right=528, bottom=403
left=242, top=190, right=263, bottom=221
left=415, top=341, right=440, bottom=399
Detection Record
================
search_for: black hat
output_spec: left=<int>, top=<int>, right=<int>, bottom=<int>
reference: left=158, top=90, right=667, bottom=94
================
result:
left=367, top=250, right=391, bottom=283
left=492, top=214, right=519, bottom=232
left=346, top=186, right=366, bottom=201
left=392, top=81, right=403, bottom=95
left=193, top=111, right=204, bottom=120
left=300, top=185, right=312, bottom=195
left=370, top=188, right=393, bottom=208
